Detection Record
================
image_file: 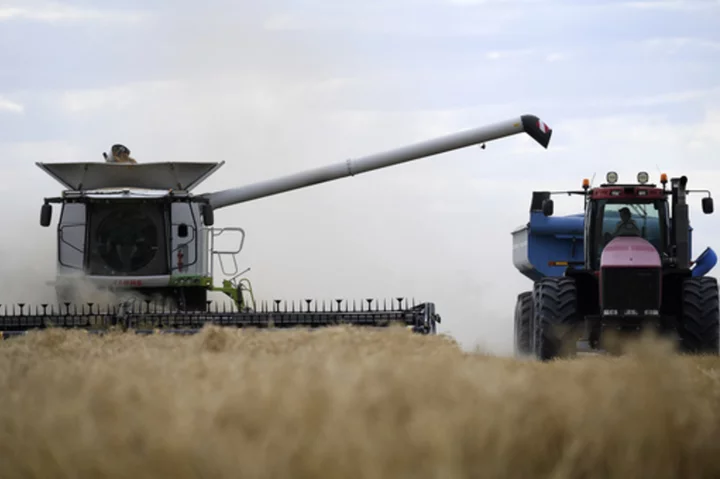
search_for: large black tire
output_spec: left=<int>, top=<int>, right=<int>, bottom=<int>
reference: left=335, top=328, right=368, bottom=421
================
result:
left=514, top=291, right=533, bottom=355
left=175, top=287, right=209, bottom=312
left=532, top=277, right=580, bottom=361
left=678, top=276, right=720, bottom=354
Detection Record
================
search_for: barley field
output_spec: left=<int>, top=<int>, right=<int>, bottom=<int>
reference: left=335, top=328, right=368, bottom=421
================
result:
left=1, top=325, right=719, bottom=478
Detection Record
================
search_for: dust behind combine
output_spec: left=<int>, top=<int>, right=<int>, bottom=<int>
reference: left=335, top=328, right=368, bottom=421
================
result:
left=2, top=326, right=720, bottom=478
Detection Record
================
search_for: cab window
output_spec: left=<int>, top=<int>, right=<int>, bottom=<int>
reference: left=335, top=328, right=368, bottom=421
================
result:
left=599, top=201, right=663, bottom=251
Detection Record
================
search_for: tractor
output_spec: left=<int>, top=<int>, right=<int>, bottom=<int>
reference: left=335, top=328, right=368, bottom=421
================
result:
left=512, top=171, right=718, bottom=359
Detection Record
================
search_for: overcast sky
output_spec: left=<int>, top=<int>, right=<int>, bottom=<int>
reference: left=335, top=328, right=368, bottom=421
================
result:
left=1, top=0, right=719, bottom=353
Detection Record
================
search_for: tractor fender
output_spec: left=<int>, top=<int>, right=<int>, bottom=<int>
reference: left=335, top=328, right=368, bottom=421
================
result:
left=692, top=247, right=717, bottom=277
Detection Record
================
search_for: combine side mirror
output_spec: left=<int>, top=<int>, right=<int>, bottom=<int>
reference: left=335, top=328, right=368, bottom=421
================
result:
left=202, top=203, right=215, bottom=226
left=702, top=197, right=714, bottom=214
left=40, top=203, right=52, bottom=227
left=542, top=198, right=554, bottom=216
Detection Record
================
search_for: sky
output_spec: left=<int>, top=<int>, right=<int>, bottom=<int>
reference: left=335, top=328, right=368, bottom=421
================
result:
left=1, top=0, right=719, bottom=353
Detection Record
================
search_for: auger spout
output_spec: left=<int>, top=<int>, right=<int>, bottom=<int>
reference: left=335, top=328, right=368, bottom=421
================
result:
left=206, top=114, right=552, bottom=209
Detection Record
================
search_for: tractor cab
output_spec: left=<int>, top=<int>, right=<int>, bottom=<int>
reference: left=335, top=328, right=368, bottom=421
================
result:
left=538, top=170, right=714, bottom=273
left=584, top=172, right=670, bottom=271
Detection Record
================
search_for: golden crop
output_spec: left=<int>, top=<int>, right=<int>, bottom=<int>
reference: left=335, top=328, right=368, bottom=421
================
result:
left=0, top=325, right=719, bottom=478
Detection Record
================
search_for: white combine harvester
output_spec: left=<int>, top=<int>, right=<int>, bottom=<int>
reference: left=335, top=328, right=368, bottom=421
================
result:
left=1, top=114, right=553, bottom=338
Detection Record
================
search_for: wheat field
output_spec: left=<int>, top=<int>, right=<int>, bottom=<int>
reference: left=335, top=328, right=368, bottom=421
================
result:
left=0, top=325, right=719, bottom=478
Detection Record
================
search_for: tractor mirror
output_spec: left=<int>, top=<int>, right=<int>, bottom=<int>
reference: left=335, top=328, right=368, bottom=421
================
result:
left=178, top=223, right=189, bottom=238
left=702, top=197, right=714, bottom=214
left=202, top=203, right=215, bottom=226
left=40, top=203, right=52, bottom=227
left=542, top=198, right=554, bottom=216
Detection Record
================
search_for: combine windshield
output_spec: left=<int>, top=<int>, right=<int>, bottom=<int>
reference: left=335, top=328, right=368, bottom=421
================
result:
left=86, top=202, right=169, bottom=276
left=591, top=199, right=668, bottom=264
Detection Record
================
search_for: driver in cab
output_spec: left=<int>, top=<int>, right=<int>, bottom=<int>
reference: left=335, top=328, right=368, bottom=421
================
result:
left=613, top=207, right=641, bottom=237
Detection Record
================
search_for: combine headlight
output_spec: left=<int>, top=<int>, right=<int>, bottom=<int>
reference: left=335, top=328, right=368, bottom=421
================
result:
left=606, top=171, right=618, bottom=184
left=637, top=171, right=649, bottom=184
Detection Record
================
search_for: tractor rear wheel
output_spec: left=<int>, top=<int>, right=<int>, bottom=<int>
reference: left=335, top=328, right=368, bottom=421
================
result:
left=678, top=276, right=720, bottom=354
left=532, top=277, right=580, bottom=361
left=514, top=291, right=533, bottom=355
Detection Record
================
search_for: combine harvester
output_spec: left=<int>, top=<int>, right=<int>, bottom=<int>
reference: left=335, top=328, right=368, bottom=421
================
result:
left=512, top=171, right=718, bottom=360
left=0, top=114, right=553, bottom=338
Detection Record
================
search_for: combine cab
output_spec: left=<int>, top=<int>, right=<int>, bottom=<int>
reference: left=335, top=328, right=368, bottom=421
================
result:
left=1, top=114, right=553, bottom=338
left=512, top=171, right=718, bottom=359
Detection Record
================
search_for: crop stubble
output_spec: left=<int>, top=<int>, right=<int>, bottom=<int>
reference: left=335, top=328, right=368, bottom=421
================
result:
left=0, top=325, right=719, bottom=478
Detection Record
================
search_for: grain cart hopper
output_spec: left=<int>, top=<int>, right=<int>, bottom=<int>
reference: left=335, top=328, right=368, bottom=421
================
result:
left=512, top=171, right=718, bottom=360
left=0, top=114, right=553, bottom=338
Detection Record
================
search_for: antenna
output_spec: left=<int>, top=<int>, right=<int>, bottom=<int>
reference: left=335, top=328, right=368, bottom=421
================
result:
left=589, top=172, right=596, bottom=187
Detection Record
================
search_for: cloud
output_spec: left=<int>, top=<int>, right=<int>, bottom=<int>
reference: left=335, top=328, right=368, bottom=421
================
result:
left=0, top=4, right=148, bottom=23
left=625, top=86, right=720, bottom=106
left=638, top=37, right=720, bottom=53
left=444, top=0, right=543, bottom=4
left=485, top=49, right=534, bottom=60
left=617, top=0, right=720, bottom=11
left=261, top=4, right=519, bottom=36
left=538, top=109, right=720, bottom=179
left=545, top=52, right=568, bottom=62
left=57, top=81, right=180, bottom=113
left=564, top=86, right=720, bottom=109
left=0, top=96, right=24, bottom=113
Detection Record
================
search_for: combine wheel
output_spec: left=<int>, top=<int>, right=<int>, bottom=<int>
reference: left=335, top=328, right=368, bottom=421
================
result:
left=678, top=276, right=720, bottom=354
left=532, top=277, right=580, bottom=361
left=175, top=287, right=209, bottom=312
left=514, top=291, right=533, bottom=355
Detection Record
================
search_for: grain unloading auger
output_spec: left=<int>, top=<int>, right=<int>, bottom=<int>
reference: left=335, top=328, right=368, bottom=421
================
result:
left=1, top=114, right=552, bottom=338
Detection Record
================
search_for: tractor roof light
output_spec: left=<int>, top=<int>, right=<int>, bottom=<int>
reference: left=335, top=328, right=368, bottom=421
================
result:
left=660, top=172, right=668, bottom=185
left=582, top=178, right=590, bottom=189
left=606, top=171, right=618, bottom=184
left=637, top=171, right=649, bottom=184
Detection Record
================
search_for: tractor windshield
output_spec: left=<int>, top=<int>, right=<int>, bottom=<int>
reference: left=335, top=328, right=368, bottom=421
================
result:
left=591, top=199, right=668, bottom=266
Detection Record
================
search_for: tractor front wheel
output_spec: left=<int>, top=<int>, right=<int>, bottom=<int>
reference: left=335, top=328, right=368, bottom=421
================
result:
left=678, top=276, right=720, bottom=354
left=532, top=277, right=580, bottom=361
